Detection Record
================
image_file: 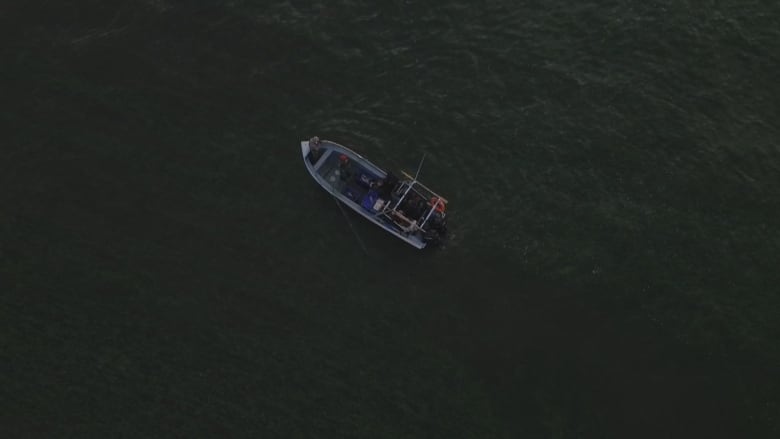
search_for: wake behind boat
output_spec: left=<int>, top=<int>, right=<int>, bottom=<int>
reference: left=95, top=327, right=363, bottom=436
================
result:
left=301, top=137, right=449, bottom=249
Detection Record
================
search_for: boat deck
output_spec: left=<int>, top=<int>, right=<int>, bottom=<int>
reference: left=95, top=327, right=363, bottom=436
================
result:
left=316, top=150, right=381, bottom=203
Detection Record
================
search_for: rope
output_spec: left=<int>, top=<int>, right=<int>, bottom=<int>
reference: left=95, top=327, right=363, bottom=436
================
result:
left=333, top=195, right=370, bottom=256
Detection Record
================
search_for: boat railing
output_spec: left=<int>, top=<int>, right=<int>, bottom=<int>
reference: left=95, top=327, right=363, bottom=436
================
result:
left=399, top=171, right=449, bottom=203
left=418, top=198, right=445, bottom=229
left=392, top=180, right=417, bottom=211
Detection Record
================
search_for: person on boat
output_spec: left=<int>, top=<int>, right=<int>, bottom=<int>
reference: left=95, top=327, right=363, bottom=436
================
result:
left=338, top=154, right=352, bottom=181
left=374, top=180, right=389, bottom=199
left=402, top=193, right=426, bottom=221
left=376, top=172, right=398, bottom=199
left=309, top=136, right=322, bottom=163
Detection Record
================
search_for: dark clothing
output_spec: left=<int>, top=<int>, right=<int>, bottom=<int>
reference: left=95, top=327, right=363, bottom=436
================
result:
left=308, top=148, right=322, bottom=163
left=377, top=181, right=392, bottom=199
left=384, top=172, right=399, bottom=192
left=408, top=200, right=426, bottom=220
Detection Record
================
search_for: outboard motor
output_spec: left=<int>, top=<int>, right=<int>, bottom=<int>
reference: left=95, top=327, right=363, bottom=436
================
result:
left=430, top=212, right=447, bottom=232
left=423, top=213, right=447, bottom=246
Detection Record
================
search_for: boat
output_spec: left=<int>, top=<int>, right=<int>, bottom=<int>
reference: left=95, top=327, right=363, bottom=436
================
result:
left=300, top=136, right=449, bottom=249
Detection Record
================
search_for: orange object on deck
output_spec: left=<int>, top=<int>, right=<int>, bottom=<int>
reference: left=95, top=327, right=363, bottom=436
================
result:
left=429, top=197, right=446, bottom=213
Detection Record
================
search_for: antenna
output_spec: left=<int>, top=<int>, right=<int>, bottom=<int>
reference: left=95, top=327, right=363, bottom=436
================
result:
left=413, top=153, right=426, bottom=180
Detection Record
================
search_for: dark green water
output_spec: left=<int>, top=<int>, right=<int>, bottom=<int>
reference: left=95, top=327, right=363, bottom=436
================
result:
left=2, top=1, right=779, bottom=437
